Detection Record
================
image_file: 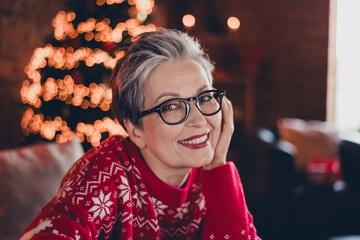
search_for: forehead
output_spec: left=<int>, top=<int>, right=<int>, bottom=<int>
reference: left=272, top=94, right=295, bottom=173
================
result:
left=144, top=59, right=211, bottom=100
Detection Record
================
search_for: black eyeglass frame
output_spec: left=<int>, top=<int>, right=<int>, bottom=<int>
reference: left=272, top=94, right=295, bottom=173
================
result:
left=138, top=89, right=226, bottom=125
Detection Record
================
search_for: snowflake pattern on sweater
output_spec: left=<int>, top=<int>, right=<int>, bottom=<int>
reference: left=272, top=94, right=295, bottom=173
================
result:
left=20, top=135, right=261, bottom=240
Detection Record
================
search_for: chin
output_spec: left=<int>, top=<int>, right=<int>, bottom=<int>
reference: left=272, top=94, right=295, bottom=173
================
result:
left=194, top=152, right=214, bottom=167
left=177, top=145, right=215, bottom=167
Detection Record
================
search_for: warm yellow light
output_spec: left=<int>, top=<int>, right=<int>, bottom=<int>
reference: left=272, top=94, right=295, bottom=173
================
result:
left=85, top=32, right=94, bottom=41
left=135, top=0, right=154, bottom=14
left=67, top=12, right=76, bottom=21
left=100, top=102, right=110, bottom=111
left=81, top=99, right=90, bottom=109
left=56, top=134, right=64, bottom=143
left=76, top=133, right=85, bottom=143
left=126, top=19, right=138, bottom=29
left=96, top=0, right=106, bottom=5
left=21, top=0, right=156, bottom=146
left=34, top=99, right=42, bottom=108
left=94, top=120, right=104, bottom=130
left=182, top=14, right=195, bottom=28
left=137, top=11, right=148, bottom=22
left=227, top=16, right=240, bottom=31
left=103, top=18, right=111, bottom=25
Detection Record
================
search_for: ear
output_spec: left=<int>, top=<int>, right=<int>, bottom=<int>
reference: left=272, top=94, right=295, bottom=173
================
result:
left=124, top=119, right=146, bottom=148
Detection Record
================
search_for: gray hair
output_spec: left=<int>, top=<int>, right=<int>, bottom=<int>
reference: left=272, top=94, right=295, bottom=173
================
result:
left=111, top=28, right=215, bottom=129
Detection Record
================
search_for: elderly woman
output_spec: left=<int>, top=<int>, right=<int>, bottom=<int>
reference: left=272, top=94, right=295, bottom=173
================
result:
left=20, top=28, right=260, bottom=240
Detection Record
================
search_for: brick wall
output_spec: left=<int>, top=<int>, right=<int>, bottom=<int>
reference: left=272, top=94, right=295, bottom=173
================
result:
left=0, top=0, right=65, bottom=149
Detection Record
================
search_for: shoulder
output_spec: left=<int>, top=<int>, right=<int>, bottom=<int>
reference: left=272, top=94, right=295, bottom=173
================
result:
left=69, top=135, right=132, bottom=174
left=30, top=136, right=139, bottom=239
left=54, top=135, right=137, bottom=201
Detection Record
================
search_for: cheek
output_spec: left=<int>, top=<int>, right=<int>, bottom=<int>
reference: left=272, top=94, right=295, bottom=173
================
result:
left=159, top=126, right=183, bottom=142
left=143, top=119, right=183, bottom=145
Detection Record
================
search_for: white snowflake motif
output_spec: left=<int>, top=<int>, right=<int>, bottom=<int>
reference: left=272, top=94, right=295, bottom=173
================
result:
left=132, top=185, right=147, bottom=209
left=151, top=197, right=168, bottom=216
left=118, top=175, right=131, bottom=203
left=174, top=201, right=190, bottom=220
left=54, top=179, right=73, bottom=200
left=195, top=192, right=205, bottom=211
left=88, top=190, right=113, bottom=220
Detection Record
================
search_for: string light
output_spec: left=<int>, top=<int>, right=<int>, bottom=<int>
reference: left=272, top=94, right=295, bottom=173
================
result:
left=21, top=107, right=127, bottom=146
left=22, top=74, right=113, bottom=111
left=21, top=0, right=155, bottom=146
left=51, top=2, right=156, bottom=42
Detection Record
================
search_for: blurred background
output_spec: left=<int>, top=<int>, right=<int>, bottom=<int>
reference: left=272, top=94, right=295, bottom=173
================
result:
left=1, top=0, right=360, bottom=239
left=0, top=0, right=335, bottom=150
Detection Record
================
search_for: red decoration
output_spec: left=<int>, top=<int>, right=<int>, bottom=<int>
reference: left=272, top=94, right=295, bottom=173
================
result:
left=72, top=71, right=84, bottom=84
left=102, top=42, right=116, bottom=52
left=306, top=156, right=342, bottom=185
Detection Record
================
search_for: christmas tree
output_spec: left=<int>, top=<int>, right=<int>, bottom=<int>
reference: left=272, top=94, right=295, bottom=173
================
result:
left=20, top=0, right=157, bottom=150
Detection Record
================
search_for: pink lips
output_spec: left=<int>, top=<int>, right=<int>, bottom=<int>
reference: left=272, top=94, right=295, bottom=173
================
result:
left=178, top=133, right=209, bottom=149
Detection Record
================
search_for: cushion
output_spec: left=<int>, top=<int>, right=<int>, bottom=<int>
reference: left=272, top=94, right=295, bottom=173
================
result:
left=278, top=118, right=340, bottom=171
left=0, top=138, right=84, bottom=240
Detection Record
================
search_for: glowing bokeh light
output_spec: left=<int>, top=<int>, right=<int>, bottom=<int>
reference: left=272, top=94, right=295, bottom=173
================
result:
left=21, top=0, right=155, bottom=146
left=227, top=16, right=240, bottom=31
left=182, top=14, right=195, bottom=28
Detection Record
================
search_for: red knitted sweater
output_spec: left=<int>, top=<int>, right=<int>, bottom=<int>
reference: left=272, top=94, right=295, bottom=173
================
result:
left=20, top=135, right=260, bottom=240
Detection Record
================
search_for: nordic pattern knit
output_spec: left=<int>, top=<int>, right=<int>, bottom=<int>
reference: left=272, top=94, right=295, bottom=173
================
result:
left=20, top=135, right=260, bottom=240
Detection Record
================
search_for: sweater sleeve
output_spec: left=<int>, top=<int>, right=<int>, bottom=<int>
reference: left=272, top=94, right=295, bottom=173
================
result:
left=19, top=201, right=100, bottom=240
left=19, top=153, right=122, bottom=240
left=201, top=161, right=261, bottom=240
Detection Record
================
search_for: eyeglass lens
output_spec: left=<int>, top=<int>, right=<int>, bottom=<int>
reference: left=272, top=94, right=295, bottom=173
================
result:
left=159, top=91, right=221, bottom=124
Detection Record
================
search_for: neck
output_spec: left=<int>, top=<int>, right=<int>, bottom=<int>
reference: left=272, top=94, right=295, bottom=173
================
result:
left=157, top=168, right=190, bottom=188
left=139, top=149, right=191, bottom=188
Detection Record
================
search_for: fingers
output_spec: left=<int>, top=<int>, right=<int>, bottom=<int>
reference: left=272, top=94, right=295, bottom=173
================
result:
left=212, top=97, right=234, bottom=160
left=221, top=97, right=234, bottom=134
left=204, top=96, right=235, bottom=170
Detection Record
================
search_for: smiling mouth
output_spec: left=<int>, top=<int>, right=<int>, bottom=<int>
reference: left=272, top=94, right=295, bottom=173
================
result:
left=178, top=133, right=209, bottom=145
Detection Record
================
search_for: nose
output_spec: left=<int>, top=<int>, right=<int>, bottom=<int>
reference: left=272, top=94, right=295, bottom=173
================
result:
left=185, top=101, right=207, bottom=127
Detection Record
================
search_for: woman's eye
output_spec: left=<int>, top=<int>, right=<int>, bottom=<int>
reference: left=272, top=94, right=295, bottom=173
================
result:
left=161, top=103, right=179, bottom=112
left=199, top=95, right=212, bottom=102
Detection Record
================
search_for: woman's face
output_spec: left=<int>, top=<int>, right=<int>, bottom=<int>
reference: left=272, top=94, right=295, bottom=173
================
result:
left=133, top=59, right=222, bottom=176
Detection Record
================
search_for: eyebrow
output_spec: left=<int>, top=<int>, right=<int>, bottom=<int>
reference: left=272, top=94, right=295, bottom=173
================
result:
left=154, top=84, right=210, bottom=103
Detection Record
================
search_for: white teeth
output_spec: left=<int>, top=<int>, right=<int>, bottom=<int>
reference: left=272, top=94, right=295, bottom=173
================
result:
left=179, top=135, right=208, bottom=145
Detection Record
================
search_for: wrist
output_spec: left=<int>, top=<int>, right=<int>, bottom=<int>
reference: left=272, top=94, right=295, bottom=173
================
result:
left=203, top=158, right=226, bottom=171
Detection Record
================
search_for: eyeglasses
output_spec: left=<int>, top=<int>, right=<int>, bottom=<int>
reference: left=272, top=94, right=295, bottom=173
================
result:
left=138, top=90, right=225, bottom=125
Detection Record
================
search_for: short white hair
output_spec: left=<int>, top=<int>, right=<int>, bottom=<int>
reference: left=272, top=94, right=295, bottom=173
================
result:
left=111, top=28, right=215, bottom=129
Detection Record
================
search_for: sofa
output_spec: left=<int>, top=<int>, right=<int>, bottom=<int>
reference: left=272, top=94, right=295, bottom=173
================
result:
left=0, top=139, right=84, bottom=240
left=232, top=118, right=360, bottom=240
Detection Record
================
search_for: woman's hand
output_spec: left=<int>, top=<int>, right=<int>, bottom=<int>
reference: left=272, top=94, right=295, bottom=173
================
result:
left=203, top=97, right=234, bottom=170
